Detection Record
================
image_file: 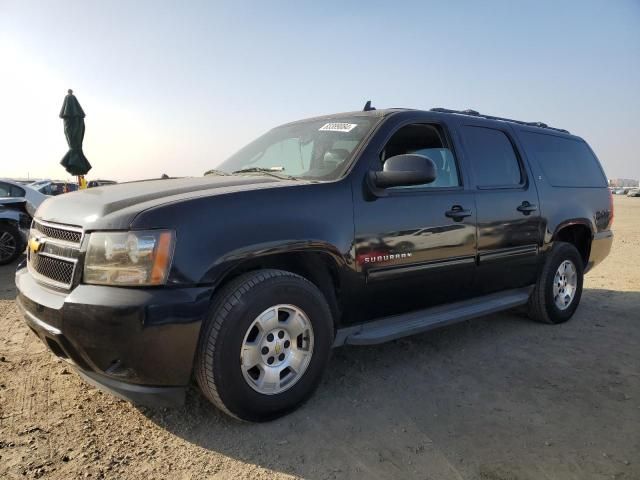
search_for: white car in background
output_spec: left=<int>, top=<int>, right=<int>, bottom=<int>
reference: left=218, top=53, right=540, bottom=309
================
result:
left=0, top=179, right=48, bottom=264
left=29, top=179, right=79, bottom=196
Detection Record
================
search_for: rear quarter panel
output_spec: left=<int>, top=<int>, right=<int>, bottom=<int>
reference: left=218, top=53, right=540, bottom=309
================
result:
left=511, top=126, right=612, bottom=255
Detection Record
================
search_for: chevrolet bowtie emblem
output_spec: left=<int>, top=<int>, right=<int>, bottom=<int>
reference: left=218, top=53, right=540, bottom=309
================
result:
left=29, top=238, right=44, bottom=254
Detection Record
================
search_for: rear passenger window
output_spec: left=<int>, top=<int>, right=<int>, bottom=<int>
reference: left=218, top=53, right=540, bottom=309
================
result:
left=519, top=132, right=607, bottom=187
left=462, top=126, right=523, bottom=188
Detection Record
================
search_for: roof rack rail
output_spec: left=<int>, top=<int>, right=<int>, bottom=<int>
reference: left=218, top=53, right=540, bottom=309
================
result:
left=430, top=108, right=569, bottom=134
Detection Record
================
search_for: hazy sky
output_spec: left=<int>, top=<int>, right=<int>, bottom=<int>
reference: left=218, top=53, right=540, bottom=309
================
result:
left=1, top=0, right=638, bottom=182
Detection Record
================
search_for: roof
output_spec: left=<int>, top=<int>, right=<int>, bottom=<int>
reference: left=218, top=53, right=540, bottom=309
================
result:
left=280, top=106, right=570, bottom=135
left=428, top=107, right=569, bottom=134
left=278, top=108, right=397, bottom=127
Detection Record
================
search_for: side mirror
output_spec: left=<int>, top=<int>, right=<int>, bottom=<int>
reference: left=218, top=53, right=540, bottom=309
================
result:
left=370, top=154, right=437, bottom=189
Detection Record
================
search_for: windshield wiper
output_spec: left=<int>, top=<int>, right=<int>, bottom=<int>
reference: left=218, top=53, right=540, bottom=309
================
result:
left=231, top=167, right=296, bottom=180
left=204, top=169, right=231, bottom=176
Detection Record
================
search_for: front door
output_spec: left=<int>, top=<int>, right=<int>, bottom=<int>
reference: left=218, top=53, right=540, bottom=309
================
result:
left=352, top=120, right=477, bottom=322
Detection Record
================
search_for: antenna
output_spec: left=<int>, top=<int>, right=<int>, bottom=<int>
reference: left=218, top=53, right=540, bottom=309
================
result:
left=363, top=100, right=376, bottom=112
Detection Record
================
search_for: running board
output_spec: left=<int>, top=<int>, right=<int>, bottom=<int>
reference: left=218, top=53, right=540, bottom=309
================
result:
left=333, top=287, right=532, bottom=347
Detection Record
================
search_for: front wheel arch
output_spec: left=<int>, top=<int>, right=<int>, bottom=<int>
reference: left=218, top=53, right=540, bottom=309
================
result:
left=208, top=249, right=343, bottom=328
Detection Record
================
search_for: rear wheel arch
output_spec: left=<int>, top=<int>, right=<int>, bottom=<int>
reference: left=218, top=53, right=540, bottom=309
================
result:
left=0, top=218, right=22, bottom=229
left=552, top=222, right=593, bottom=268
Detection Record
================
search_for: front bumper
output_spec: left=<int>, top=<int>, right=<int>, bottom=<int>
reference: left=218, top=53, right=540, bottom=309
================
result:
left=16, top=267, right=213, bottom=406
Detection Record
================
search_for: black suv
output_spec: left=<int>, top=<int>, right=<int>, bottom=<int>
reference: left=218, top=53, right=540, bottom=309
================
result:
left=16, top=107, right=613, bottom=421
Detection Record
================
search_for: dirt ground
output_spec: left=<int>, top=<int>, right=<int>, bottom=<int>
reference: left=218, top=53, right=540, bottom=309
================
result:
left=1, top=196, right=639, bottom=480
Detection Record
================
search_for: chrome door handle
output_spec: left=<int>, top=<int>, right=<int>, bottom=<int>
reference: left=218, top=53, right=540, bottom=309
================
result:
left=517, top=201, right=537, bottom=215
left=445, top=206, right=472, bottom=221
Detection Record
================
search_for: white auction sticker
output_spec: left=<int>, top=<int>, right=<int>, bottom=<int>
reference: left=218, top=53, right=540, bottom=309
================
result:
left=319, top=122, right=358, bottom=133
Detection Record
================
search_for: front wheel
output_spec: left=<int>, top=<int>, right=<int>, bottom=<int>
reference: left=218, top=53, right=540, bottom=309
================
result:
left=528, top=242, right=584, bottom=324
left=195, top=269, right=333, bottom=421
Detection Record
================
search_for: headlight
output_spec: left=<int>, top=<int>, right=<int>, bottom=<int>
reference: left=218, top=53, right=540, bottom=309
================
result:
left=84, top=230, right=175, bottom=286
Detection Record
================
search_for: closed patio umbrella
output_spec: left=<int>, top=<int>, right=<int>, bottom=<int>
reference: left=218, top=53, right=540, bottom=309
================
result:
left=59, top=89, right=91, bottom=184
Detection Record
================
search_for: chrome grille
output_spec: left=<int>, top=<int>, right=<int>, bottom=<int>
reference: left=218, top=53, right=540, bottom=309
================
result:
left=30, top=254, right=75, bottom=286
left=33, top=220, right=82, bottom=245
left=28, top=220, right=83, bottom=289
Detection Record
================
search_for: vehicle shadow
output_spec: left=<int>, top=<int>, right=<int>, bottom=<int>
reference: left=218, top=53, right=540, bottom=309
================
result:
left=139, top=288, right=640, bottom=479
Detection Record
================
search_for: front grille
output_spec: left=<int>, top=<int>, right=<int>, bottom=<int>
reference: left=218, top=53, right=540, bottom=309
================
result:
left=30, top=254, right=75, bottom=287
left=33, top=220, right=82, bottom=244
left=28, top=220, right=83, bottom=289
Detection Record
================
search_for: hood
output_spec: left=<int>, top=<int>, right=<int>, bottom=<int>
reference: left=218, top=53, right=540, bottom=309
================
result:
left=35, top=175, right=299, bottom=230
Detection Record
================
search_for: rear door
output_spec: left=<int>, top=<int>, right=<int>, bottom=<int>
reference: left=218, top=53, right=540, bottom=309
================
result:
left=458, top=122, right=543, bottom=293
left=352, top=115, right=478, bottom=321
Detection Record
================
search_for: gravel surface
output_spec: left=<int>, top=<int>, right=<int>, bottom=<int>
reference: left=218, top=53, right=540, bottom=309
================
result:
left=1, top=196, right=639, bottom=480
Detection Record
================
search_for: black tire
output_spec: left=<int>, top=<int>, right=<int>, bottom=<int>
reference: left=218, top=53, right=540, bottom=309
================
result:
left=0, top=223, right=24, bottom=266
left=528, top=241, right=584, bottom=324
left=195, top=269, right=334, bottom=422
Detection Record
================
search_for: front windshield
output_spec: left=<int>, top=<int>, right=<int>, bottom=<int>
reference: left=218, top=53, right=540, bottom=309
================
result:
left=215, top=116, right=377, bottom=181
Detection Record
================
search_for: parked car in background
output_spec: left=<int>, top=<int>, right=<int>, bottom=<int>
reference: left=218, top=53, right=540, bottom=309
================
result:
left=614, top=188, right=625, bottom=195
left=30, top=180, right=78, bottom=196
left=12, top=179, right=42, bottom=185
left=87, top=179, right=117, bottom=188
left=0, top=179, right=48, bottom=264
left=627, top=188, right=640, bottom=197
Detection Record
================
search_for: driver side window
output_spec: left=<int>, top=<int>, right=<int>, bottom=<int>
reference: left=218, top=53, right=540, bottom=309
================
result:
left=381, top=123, right=460, bottom=189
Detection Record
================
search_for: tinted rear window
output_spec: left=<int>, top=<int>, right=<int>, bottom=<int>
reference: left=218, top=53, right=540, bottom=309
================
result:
left=520, top=132, right=606, bottom=187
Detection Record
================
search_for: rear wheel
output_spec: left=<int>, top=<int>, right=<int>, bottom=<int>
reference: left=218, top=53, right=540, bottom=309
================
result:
left=0, top=224, right=23, bottom=265
left=195, top=269, right=333, bottom=421
left=528, top=242, right=584, bottom=324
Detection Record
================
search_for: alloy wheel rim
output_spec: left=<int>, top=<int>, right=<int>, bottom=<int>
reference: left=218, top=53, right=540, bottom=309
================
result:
left=240, top=304, right=314, bottom=395
left=0, top=231, right=17, bottom=261
left=552, top=260, right=578, bottom=311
